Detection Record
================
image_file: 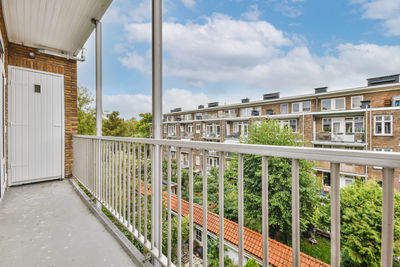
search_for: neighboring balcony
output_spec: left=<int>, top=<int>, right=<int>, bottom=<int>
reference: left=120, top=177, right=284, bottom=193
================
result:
left=180, top=132, right=194, bottom=139
left=313, top=131, right=365, bottom=146
left=201, top=132, right=220, bottom=140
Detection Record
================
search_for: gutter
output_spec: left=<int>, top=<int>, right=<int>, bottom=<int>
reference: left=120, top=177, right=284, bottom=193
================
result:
left=37, top=48, right=86, bottom=62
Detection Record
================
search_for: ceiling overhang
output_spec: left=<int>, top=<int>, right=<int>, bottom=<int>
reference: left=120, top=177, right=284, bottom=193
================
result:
left=2, top=0, right=113, bottom=56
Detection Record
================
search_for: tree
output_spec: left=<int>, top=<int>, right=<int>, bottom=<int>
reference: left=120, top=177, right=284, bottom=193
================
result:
left=230, top=120, right=320, bottom=244
left=313, top=180, right=400, bottom=266
left=103, top=111, right=131, bottom=137
left=134, top=113, right=152, bottom=138
left=77, top=86, right=95, bottom=135
left=244, top=258, right=259, bottom=267
left=208, top=237, right=236, bottom=267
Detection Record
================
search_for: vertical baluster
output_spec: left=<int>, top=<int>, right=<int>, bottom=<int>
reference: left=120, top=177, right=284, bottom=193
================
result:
left=381, top=167, right=395, bottom=267
left=177, top=147, right=182, bottom=267
left=262, top=156, right=269, bottom=267
left=123, top=142, right=127, bottom=223
left=202, top=150, right=208, bottom=267
left=150, top=144, right=155, bottom=250
left=112, top=142, right=116, bottom=212
left=189, top=149, right=194, bottom=267
left=128, top=142, right=131, bottom=228
left=167, top=146, right=172, bottom=266
left=292, top=159, right=300, bottom=267
left=132, top=143, right=137, bottom=231
left=219, top=152, right=225, bottom=267
left=330, top=163, right=340, bottom=267
left=119, top=142, right=122, bottom=218
left=158, top=145, right=163, bottom=258
left=138, top=144, right=142, bottom=236
left=107, top=142, right=110, bottom=208
left=238, top=153, right=244, bottom=267
left=144, top=144, right=149, bottom=243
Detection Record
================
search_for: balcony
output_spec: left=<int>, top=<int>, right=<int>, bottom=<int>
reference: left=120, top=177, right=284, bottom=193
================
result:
left=71, top=135, right=400, bottom=267
left=201, top=133, right=220, bottom=140
left=313, top=132, right=365, bottom=146
left=180, top=132, right=194, bottom=139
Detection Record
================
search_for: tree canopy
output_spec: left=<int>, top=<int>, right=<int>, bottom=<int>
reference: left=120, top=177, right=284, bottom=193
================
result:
left=77, top=86, right=152, bottom=137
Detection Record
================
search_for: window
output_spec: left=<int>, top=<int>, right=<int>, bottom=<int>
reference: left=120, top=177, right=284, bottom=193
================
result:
left=196, top=124, right=201, bottom=133
left=218, top=110, right=224, bottom=118
left=168, top=125, right=176, bottom=136
left=240, top=107, right=252, bottom=117
left=195, top=113, right=203, bottom=120
left=321, top=98, right=345, bottom=111
left=374, top=115, right=393, bottom=135
left=354, top=117, right=364, bottom=132
left=233, top=121, right=249, bottom=136
left=345, top=118, right=353, bottom=134
left=374, top=148, right=392, bottom=169
left=393, top=96, right=400, bottom=107
left=280, top=103, right=288, bottom=114
left=180, top=125, right=184, bottom=134
left=164, top=125, right=167, bottom=133
left=224, top=109, right=236, bottom=118
left=196, top=156, right=200, bottom=166
left=195, top=229, right=202, bottom=242
left=351, top=96, right=363, bottom=109
left=292, top=103, right=300, bottom=113
left=321, top=99, right=331, bottom=111
left=187, top=124, right=193, bottom=134
left=185, top=114, right=192, bottom=121
left=292, top=101, right=311, bottom=113
left=323, top=172, right=331, bottom=186
left=322, top=118, right=331, bottom=132
left=279, top=119, right=297, bottom=132
left=205, top=123, right=220, bottom=137
left=303, top=101, right=311, bottom=112
left=208, top=157, right=219, bottom=168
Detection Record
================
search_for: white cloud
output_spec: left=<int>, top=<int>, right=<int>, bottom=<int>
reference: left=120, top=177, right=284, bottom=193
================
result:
left=118, top=13, right=400, bottom=103
left=241, top=4, right=261, bottom=21
left=118, top=51, right=149, bottom=73
left=181, top=0, right=196, bottom=9
left=103, top=88, right=211, bottom=119
left=353, top=0, right=400, bottom=36
left=270, top=0, right=305, bottom=18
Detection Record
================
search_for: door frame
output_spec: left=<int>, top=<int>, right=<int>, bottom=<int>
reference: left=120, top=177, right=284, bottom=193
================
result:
left=8, top=65, right=65, bottom=186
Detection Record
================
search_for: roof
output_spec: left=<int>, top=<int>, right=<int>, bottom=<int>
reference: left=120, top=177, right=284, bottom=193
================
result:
left=2, top=0, right=112, bottom=56
left=162, top=192, right=330, bottom=267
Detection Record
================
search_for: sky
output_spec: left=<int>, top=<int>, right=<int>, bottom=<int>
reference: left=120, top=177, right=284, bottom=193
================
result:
left=77, top=0, right=400, bottom=119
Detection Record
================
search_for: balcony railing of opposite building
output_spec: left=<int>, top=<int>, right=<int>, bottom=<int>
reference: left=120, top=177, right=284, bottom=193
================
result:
left=73, top=134, right=399, bottom=267
left=314, top=131, right=365, bottom=143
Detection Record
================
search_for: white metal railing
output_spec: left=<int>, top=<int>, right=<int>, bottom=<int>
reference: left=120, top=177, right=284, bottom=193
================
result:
left=72, top=134, right=400, bottom=267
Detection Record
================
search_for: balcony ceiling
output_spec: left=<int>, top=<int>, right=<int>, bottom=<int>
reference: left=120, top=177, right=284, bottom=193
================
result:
left=2, top=0, right=113, bottom=56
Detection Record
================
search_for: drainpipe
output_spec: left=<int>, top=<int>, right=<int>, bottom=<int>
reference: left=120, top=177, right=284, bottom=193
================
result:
left=151, top=1, right=163, bottom=266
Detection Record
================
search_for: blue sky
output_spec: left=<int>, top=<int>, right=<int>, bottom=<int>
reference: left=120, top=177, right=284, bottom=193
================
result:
left=78, top=0, right=400, bottom=118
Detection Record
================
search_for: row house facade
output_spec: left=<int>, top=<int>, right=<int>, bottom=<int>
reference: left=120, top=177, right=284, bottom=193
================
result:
left=162, top=74, right=400, bottom=191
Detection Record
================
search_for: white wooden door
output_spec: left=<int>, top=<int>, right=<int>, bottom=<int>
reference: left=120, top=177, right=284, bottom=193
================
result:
left=8, top=66, right=64, bottom=185
left=0, top=61, right=5, bottom=197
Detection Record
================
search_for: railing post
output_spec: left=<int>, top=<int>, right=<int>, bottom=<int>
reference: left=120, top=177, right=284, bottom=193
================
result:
left=292, top=159, right=300, bottom=267
left=152, top=0, right=163, bottom=265
left=330, top=163, right=340, bottom=267
left=381, top=167, right=394, bottom=267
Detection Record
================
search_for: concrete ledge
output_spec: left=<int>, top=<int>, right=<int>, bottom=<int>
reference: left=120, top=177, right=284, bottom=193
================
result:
left=69, top=178, right=151, bottom=267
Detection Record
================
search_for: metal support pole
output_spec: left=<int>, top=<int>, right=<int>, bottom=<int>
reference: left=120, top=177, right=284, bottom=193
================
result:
left=291, top=159, right=300, bottom=267
left=330, top=163, right=340, bottom=267
left=94, top=19, right=102, bottom=137
left=152, top=0, right=163, bottom=266
left=94, top=19, right=102, bottom=210
left=381, top=167, right=394, bottom=267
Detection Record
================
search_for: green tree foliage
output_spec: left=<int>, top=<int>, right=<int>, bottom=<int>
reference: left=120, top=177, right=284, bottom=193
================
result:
left=230, top=120, right=320, bottom=244
left=77, top=86, right=96, bottom=135
left=162, top=215, right=190, bottom=264
left=208, top=238, right=237, bottom=267
left=312, top=180, right=400, bottom=266
left=77, top=86, right=152, bottom=137
left=244, top=258, right=259, bottom=267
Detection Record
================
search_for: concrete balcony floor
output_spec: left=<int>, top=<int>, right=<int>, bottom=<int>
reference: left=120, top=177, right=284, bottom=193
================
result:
left=0, top=180, right=138, bottom=267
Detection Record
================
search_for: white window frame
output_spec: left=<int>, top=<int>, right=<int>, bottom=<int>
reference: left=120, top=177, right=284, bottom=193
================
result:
left=292, top=101, right=311, bottom=113
left=374, top=115, right=393, bottom=136
left=195, top=156, right=200, bottom=166
left=195, top=228, right=202, bottom=242
left=351, top=95, right=363, bottom=109
left=321, top=99, right=331, bottom=111
left=279, top=119, right=297, bottom=132
left=322, top=98, right=346, bottom=111
left=184, top=114, right=192, bottom=121
left=167, top=125, right=176, bottom=136
left=280, top=103, right=288, bottom=114
left=196, top=124, right=201, bottom=133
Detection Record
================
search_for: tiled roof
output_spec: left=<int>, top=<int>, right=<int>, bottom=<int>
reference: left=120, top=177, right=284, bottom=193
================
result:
left=164, top=194, right=330, bottom=267
left=141, top=183, right=329, bottom=267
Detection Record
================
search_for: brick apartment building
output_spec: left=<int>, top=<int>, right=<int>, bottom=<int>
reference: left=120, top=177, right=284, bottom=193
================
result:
left=162, top=74, right=400, bottom=190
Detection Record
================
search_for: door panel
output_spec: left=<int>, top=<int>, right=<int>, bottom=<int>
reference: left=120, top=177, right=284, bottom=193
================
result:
left=8, top=67, right=64, bottom=185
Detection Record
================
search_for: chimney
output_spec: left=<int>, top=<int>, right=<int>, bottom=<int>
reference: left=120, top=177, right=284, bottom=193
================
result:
left=315, top=87, right=328, bottom=94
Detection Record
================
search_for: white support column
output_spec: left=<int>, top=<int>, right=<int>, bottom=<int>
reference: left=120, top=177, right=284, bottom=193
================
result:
left=94, top=19, right=102, bottom=210
left=292, top=159, right=300, bottom=267
left=94, top=19, right=102, bottom=137
left=152, top=0, right=163, bottom=266
left=381, top=167, right=394, bottom=267
left=330, top=163, right=340, bottom=267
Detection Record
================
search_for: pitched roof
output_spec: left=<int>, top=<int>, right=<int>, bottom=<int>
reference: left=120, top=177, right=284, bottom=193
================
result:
left=141, top=183, right=329, bottom=267
left=164, top=193, right=330, bottom=267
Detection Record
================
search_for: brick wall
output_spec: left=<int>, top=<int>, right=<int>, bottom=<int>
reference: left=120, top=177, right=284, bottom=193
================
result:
left=7, top=43, right=78, bottom=177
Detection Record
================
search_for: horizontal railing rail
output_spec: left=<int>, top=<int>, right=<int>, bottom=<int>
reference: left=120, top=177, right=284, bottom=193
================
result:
left=73, top=134, right=399, bottom=267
